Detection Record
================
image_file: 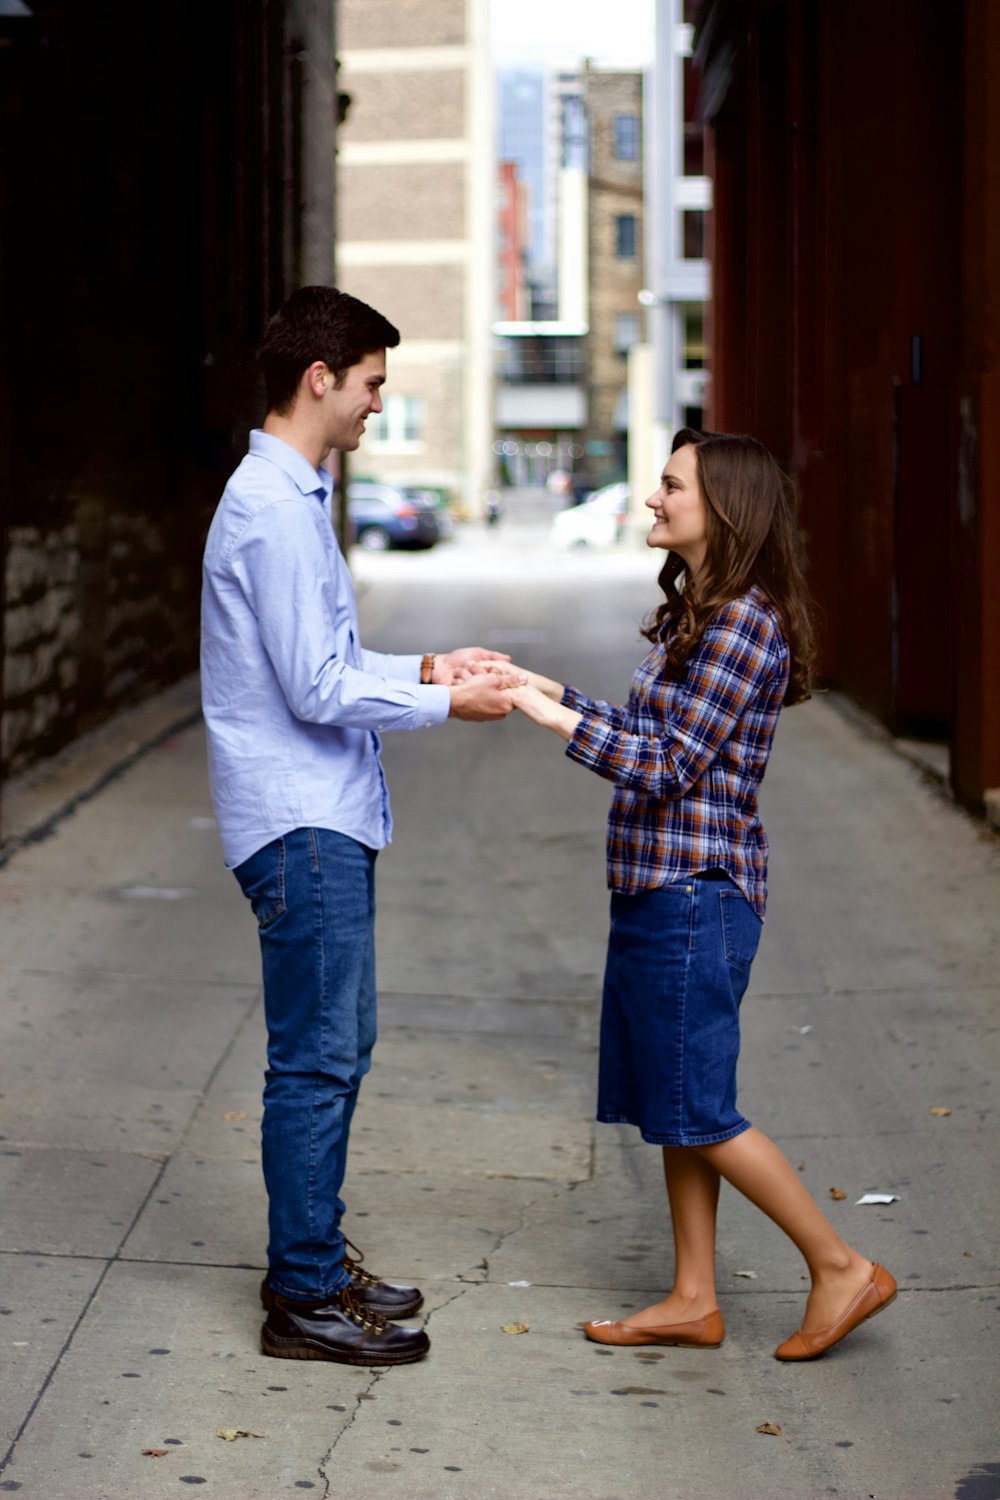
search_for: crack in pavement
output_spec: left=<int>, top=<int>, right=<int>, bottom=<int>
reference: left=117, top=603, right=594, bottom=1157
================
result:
left=317, top=1366, right=384, bottom=1499
left=316, top=1283, right=474, bottom=1495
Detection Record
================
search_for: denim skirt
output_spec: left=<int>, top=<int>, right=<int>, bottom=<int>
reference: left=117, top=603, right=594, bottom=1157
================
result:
left=597, top=876, right=763, bottom=1146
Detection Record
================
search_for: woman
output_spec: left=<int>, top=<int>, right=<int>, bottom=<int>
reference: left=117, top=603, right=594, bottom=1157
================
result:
left=508, top=429, right=896, bottom=1360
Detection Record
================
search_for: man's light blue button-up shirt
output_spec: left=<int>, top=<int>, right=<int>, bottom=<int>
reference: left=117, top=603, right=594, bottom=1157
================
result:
left=201, top=430, right=450, bottom=869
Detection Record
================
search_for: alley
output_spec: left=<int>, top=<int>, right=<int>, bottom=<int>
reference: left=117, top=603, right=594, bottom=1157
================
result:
left=0, top=517, right=997, bottom=1500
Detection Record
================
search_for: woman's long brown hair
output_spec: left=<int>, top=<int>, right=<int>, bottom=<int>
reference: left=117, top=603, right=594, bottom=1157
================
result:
left=641, top=428, right=817, bottom=705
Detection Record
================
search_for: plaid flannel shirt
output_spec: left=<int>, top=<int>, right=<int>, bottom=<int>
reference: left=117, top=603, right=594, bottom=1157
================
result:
left=563, top=587, right=789, bottom=918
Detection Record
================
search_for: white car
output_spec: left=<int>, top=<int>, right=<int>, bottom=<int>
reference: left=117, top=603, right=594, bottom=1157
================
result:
left=549, top=482, right=630, bottom=549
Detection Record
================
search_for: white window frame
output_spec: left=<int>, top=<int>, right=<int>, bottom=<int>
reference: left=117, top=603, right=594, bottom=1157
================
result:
left=365, top=393, right=426, bottom=454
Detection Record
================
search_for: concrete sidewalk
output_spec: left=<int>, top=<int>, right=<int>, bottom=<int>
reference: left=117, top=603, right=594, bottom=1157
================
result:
left=0, top=527, right=997, bottom=1500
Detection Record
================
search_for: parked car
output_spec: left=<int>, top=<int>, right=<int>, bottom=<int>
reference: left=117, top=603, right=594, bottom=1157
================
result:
left=396, top=485, right=454, bottom=539
left=549, top=482, right=630, bottom=549
left=348, top=480, right=441, bottom=552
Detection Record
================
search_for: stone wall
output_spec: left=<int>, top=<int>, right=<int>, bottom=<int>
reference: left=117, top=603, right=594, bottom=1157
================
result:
left=0, top=0, right=337, bottom=793
left=2, top=503, right=204, bottom=779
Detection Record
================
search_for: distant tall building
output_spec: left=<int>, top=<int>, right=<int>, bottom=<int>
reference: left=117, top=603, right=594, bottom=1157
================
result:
left=498, top=70, right=550, bottom=305
left=492, top=59, right=653, bottom=492
left=582, top=65, right=646, bottom=486
left=337, top=0, right=493, bottom=515
left=497, top=162, right=530, bottom=322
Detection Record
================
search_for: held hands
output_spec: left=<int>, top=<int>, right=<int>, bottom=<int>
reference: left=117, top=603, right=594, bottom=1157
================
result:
left=435, top=647, right=579, bottom=733
left=431, top=645, right=523, bottom=720
left=463, top=661, right=582, bottom=739
left=433, top=647, right=510, bottom=686
left=462, top=659, right=565, bottom=700
left=448, top=670, right=525, bottom=721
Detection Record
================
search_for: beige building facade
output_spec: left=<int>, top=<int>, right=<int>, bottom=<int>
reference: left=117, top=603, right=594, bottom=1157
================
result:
left=337, top=0, right=494, bottom=514
left=581, top=66, right=646, bottom=488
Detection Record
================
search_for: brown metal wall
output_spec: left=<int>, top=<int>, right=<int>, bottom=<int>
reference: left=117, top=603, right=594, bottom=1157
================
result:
left=697, top=0, right=999, bottom=807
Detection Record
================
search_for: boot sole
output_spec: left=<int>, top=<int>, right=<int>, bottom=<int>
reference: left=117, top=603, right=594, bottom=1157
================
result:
left=261, top=1329, right=429, bottom=1366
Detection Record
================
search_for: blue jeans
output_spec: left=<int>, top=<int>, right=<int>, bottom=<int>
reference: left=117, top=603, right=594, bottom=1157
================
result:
left=234, top=827, right=377, bottom=1301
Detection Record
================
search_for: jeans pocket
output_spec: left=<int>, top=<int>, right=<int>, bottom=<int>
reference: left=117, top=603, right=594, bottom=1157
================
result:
left=234, top=837, right=287, bottom=930
left=718, top=888, right=762, bottom=970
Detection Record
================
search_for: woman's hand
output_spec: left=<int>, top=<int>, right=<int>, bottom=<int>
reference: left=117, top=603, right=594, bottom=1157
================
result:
left=510, top=684, right=582, bottom=741
left=466, top=660, right=564, bottom=699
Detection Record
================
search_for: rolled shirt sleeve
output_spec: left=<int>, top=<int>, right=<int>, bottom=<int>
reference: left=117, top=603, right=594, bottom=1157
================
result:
left=561, top=684, right=628, bottom=730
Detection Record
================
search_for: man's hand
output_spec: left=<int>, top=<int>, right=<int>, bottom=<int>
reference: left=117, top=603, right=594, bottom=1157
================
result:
left=448, top=672, right=523, bottom=721
left=433, top=647, right=510, bottom=686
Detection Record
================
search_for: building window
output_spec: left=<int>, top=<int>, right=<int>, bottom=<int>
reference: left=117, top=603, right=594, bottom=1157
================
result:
left=682, top=209, right=706, bottom=260
left=683, top=305, right=706, bottom=368
left=615, top=213, right=637, bottom=259
left=614, top=312, right=641, bottom=355
left=366, top=394, right=425, bottom=449
left=683, top=124, right=705, bottom=178
left=613, top=114, right=640, bottom=161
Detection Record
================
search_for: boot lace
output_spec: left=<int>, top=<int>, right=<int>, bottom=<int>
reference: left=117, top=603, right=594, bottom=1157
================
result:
left=343, top=1237, right=382, bottom=1289
left=339, top=1283, right=386, bottom=1336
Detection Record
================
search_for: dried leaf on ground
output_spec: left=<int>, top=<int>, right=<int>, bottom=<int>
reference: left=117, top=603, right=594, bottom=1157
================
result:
left=929, top=1106, right=952, bottom=1117
left=500, top=1322, right=530, bottom=1335
left=829, top=1187, right=847, bottom=1200
left=756, top=1422, right=783, bottom=1436
left=142, top=1449, right=169, bottom=1458
left=217, top=1429, right=265, bottom=1442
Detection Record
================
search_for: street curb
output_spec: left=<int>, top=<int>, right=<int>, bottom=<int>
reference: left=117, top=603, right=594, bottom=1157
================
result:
left=0, top=673, right=202, bottom=867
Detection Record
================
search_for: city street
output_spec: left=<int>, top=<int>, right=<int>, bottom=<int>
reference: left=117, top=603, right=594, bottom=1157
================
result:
left=1, top=508, right=997, bottom=1500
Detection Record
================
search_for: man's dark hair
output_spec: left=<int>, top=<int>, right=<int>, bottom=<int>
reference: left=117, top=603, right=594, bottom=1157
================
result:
left=259, top=286, right=400, bottom=415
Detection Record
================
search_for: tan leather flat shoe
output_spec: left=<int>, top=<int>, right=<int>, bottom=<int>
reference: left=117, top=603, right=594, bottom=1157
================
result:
left=774, top=1262, right=897, bottom=1361
left=582, top=1308, right=725, bottom=1348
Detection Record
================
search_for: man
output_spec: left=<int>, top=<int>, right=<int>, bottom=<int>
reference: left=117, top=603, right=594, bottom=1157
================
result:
left=201, top=286, right=516, bottom=1366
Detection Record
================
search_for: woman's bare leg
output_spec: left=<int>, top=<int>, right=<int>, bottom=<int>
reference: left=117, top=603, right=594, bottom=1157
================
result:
left=696, top=1126, right=874, bottom=1331
left=623, top=1147, right=721, bottom=1328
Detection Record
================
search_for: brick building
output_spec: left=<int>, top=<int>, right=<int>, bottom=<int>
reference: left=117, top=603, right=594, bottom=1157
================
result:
left=336, top=0, right=494, bottom=514
left=582, top=67, right=646, bottom=488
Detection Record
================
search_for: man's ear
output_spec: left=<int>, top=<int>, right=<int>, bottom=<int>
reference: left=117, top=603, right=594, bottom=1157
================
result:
left=304, top=361, right=330, bottom=398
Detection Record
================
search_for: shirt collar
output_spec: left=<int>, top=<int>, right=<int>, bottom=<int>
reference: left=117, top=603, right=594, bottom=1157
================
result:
left=249, top=429, right=333, bottom=505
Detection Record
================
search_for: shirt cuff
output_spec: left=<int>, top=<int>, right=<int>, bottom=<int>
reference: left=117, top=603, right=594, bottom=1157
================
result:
left=416, top=683, right=451, bottom=728
left=565, top=711, right=614, bottom=772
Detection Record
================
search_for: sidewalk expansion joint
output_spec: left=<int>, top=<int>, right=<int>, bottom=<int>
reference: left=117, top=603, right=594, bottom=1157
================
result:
left=0, top=985, right=262, bottom=1477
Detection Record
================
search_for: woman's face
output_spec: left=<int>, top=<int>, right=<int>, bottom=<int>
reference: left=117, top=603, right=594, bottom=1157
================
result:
left=645, top=443, right=708, bottom=574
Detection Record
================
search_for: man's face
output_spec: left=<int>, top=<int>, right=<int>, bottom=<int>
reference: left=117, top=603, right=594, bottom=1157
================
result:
left=324, top=349, right=386, bottom=452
